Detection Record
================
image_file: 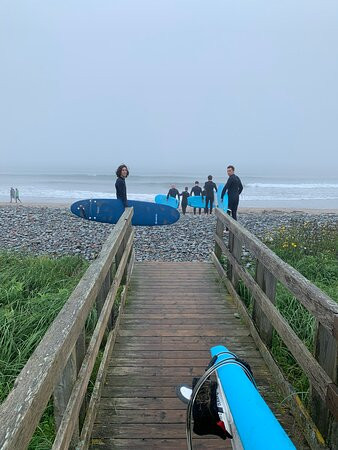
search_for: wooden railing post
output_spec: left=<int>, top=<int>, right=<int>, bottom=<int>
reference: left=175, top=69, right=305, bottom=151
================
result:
left=53, top=349, right=79, bottom=448
left=311, top=322, right=338, bottom=448
left=76, top=328, right=87, bottom=427
left=227, top=232, right=241, bottom=290
left=115, top=213, right=132, bottom=286
left=214, top=217, right=224, bottom=261
left=96, top=269, right=113, bottom=330
left=252, top=261, right=277, bottom=348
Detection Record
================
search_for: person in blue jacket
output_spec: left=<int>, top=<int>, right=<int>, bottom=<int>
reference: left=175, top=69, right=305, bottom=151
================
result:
left=115, top=164, right=129, bottom=207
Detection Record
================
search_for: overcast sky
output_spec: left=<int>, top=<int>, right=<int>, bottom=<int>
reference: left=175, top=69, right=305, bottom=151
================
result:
left=1, top=0, right=337, bottom=176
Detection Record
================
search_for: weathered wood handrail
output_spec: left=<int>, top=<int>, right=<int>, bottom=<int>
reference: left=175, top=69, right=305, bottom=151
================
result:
left=213, top=208, right=338, bottom=449
left=0, top=208, right=134, bottom=450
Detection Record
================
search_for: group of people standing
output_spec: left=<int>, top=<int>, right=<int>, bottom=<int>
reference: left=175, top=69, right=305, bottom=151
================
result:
left=166, top=176, right=217, bottom=215
left=9, top=187, right=21, bottom=203
left=166, top=166, right=243, bottom=219
left=115, top=164, right=243, bottom=221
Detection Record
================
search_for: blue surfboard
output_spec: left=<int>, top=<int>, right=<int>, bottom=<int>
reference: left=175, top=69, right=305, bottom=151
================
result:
left=211, top=345, right=295, bottom=449
left=217, top=184, right=229, bottom=211
left=71, top=199, right=180, bottom=226
left=187, top=195, right=205, bottom=208
left=155, top=194, right=179, bottom=208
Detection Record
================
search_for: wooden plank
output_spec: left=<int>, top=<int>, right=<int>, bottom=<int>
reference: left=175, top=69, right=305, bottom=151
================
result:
left=131, top=295, right=222, bottom=298
left=122, top=314, right=230, bottom=320
left=106, top=366, right=269, bottom=377
left=110, top=357, right=264, bottom=368
left=215, top=208, right=338, bottom=335
left=109, top=358, right=217, bottom=367
left=0, top=208, right=134, bottom=450
left=122, top=313, right=235, bottom=319
left=90, top=438, right=230, bottom=449
left=95, top=408, right=185, bottom=422
left=122, top=318, right=232, bottom=325
left=115, top=335, right=254, bottom=345
left=92, top=423, right=210, bottom=439
left=113, top=342, right=259, bottom=352
left=118, top=328, right=249, bottom=337
left=110, top=348, right=261, bottom=359
left=103, top=375, right=204, bottom=387
left=97, top=398, right=185, bottom=410
left=119, top=323, right=245, bottom=329
left=52, top=230, right=134, bottom=449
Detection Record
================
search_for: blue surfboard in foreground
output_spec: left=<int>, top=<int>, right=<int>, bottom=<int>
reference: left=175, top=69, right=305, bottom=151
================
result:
left=217, top=184, right=229, bottom=211
left=71, top=199, right=180, bottom=226
left=211, top=345, right=295, bottom=450
left=155, top=194, right=179, bottom=208
left=187, top=195, right=205, bottom=208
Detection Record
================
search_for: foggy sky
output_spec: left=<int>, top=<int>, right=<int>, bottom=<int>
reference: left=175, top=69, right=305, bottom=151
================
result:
left=1, top=0, right=338, bottom=176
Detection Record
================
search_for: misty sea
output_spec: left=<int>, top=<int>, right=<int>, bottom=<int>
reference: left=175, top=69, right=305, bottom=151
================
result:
left=1, top=172, right=338, bottom=209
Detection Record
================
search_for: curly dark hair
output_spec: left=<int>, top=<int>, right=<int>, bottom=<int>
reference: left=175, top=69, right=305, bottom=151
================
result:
left=116, top=164, right=129, bottom=178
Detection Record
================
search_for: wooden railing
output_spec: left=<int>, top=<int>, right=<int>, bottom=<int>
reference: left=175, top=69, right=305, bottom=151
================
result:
left=212, top=208, right=338, bottom=449
left=0, top=208, right=135, bottom=450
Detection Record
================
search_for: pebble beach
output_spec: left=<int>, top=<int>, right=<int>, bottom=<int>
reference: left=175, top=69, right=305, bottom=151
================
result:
left=0, top=204, right=337, bottom=262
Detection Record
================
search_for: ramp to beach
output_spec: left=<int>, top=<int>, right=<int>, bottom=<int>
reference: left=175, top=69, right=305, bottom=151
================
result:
left=89, top=261, right=301, bottom=449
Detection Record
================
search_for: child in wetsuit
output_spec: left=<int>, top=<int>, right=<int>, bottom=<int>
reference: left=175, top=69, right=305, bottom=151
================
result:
left=190, top=181, right=202, bottom=215
left=180, top=187, right=190, bottom=215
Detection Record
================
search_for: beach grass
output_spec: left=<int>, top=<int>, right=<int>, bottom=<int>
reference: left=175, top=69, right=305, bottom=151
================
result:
left=237, top=220, right=337, bottom=404
left=0, top=251, right=89, bottom=448
left=264, top=220, right=337, bottom=402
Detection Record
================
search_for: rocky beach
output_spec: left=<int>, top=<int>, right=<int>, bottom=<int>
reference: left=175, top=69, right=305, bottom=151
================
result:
left=0, top=204, right=337, bottom=262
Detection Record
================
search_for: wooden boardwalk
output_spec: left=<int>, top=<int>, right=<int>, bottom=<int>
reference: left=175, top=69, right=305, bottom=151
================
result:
left=90, top=261, right=304, bottom=449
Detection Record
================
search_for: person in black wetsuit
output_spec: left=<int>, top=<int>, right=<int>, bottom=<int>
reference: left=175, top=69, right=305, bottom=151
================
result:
left=221, top=165, right=243, bottom=220
left=167, top=185, right=180, bottom=206
left=115, top=164, right=129, bottom=207
left=190, top=181, right=202, bottom=215
left=180, top=187, right=190, bottom=215
left=204, top=175, right=217, bottom=214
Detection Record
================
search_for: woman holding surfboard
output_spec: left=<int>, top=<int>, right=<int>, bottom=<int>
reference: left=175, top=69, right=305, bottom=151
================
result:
left=115, top=164, right=129, bottom=207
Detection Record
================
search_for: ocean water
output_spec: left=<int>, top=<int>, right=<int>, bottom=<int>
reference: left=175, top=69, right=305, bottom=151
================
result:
left=1, top=172, right=338, bottom=209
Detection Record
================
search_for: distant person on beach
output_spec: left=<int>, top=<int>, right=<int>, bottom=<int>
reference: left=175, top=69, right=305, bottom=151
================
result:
left=10, top=187, right=15, bottom=203
left=180, top=187, right=190, bottom=215
left=221, top=165, right=243, bottom=220
left=15, top=188, right=22, bottom=203
left=167, top=185, right=180, bottom=205
left=204, top=175, right=217, bottom=214
left=190, top=181, right=202, bottom=215
left=115, top=164, right=129, bottom=207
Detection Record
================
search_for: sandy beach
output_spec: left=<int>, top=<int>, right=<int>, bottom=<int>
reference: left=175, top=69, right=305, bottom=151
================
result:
left=0, top=203, right=337, bottom=262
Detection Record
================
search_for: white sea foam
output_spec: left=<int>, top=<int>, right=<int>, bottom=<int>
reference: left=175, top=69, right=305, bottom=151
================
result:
left=247, top=183, right=338, bottom=189
left=1, top=173, right=338, bottom=208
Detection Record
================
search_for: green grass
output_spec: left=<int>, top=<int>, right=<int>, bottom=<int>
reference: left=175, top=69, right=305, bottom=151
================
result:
left=264, top=221, right=337, bottom=402
left=225, top=220, right=337, bottom=404
left=0, top=251, right=89, bottom=448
